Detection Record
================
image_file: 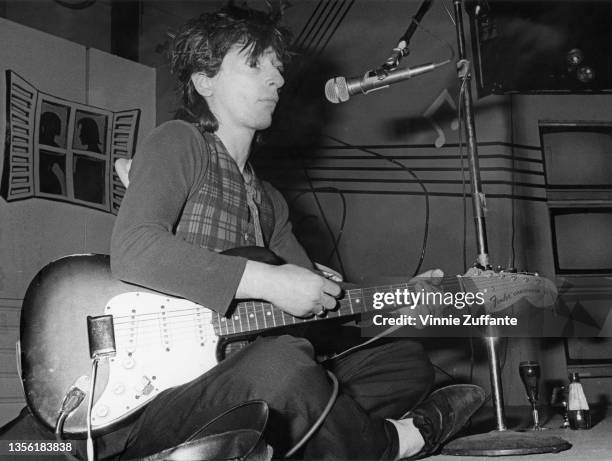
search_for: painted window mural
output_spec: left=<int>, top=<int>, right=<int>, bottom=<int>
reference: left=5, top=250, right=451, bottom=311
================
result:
left=1, top=70, right=140, bottom=214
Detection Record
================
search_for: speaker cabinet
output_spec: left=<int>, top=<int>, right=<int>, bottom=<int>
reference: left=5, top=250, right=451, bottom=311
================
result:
left=470, top=1, right=612, bottom=96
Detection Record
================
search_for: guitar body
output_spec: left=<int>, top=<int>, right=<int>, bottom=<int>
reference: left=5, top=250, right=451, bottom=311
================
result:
left=20, top=249, right=281, bottom=437
left=20, top=248, right=554, bottom=437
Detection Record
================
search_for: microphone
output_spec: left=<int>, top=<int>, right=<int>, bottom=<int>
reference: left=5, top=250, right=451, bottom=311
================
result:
left=325, top=61, right=449, bottom=104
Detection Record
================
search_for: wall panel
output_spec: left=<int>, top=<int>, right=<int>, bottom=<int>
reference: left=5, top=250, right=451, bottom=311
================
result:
left=0, top=18, right=155, bottom=426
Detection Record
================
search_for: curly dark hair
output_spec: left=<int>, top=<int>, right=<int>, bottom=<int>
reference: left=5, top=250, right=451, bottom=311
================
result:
left=170, top=2, right=292, bottom=132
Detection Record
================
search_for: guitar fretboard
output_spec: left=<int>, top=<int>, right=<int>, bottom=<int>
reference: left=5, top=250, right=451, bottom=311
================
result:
left=211, top=277, right=466, bottom=336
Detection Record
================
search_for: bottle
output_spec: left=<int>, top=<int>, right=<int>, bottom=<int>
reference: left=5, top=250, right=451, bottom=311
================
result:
left=567, top=372, right=591, bottom=430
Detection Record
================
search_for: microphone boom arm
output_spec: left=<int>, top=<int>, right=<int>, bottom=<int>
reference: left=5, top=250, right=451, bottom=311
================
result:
left=382, top=0, right=434, bottom=71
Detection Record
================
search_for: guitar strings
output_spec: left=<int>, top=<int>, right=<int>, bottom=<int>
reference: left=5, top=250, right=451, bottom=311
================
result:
left=105, top=276, right=549, bottom=350
left=108, top=295, right=494, bottom=339
left=106, top=274, right=496, bottom=325
left=108, top=275, right=544, bottom=327
left=108, top=275, right=546, bottom=346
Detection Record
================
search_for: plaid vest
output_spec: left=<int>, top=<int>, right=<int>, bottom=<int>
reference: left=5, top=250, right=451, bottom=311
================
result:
left=175, top=131, right=275, bottom=252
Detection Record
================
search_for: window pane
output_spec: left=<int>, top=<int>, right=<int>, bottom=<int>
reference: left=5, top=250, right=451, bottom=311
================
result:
left=73, top=154, right=106, bottom=204
left=39, top=101, right=70, bottom=149
left=39, top=150, right=67, bottom=196
left=73, top=111, right=107, bottom=153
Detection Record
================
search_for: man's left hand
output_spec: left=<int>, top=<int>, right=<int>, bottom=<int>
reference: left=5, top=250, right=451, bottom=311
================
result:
left=400, top=268, right=445, bottom=318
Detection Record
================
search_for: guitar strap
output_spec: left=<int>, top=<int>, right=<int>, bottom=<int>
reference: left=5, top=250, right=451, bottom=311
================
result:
left=242, top=160, right=384, bottom=358
left=243, top=164, right=265, bottom=247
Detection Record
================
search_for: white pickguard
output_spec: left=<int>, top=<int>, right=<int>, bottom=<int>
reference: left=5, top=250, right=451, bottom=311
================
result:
left=91, top=292, right=219, bottom=428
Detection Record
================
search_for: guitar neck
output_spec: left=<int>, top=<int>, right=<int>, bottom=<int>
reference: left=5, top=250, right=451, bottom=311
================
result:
left=212, top=276, right=464, bottom=336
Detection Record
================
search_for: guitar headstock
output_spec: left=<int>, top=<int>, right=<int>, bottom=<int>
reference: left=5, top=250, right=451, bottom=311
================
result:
left=460, top=267, right=558, bottom=313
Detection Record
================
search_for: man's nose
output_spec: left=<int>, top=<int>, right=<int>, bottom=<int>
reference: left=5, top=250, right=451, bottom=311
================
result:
left=267, top=66, right=284, bottom=89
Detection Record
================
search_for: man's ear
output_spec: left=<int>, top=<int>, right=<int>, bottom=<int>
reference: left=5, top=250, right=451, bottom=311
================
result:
left=191, top=72, right=214, bottom=97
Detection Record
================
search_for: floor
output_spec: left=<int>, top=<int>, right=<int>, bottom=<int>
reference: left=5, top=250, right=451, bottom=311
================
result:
left=433, top=406, right=612, bottom=461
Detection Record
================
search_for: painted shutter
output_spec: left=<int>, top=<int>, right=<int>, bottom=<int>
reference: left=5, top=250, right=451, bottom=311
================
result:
left=110, top=109, right=140, bottom=214
left=1, top=71, right=38, bottom=201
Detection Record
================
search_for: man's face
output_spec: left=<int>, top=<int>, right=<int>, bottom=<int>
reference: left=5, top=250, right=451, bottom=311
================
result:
left=204, top=45, right=285, bottom=133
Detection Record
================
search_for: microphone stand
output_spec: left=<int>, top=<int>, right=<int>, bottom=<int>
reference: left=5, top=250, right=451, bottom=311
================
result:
left=441, top=0, right=571, bottom=456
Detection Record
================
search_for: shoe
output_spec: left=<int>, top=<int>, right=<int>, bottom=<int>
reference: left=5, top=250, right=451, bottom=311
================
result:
left=401, top=384, right=485, bottom=458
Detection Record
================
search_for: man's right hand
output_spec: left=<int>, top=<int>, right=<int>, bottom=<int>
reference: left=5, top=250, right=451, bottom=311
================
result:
left=237, top=261, right=341, bottom=318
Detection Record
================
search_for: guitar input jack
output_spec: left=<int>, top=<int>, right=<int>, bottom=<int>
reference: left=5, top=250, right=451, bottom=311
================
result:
left=55, top=385, right=86, bottom=439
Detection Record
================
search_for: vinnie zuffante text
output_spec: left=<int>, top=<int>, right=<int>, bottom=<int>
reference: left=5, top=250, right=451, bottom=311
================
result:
left=371, top=289, right=518, bottom=327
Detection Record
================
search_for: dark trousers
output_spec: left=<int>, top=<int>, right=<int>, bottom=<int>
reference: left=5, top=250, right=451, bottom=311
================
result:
left=1, top=334, right=433, bottom=460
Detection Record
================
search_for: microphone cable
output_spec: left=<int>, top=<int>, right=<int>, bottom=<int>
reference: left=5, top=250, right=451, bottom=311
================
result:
left=322, top=134, right=430, bottom=278
left=316, top=8, right=461, bottom=276
left=284, top=371, right=339, bottom=458
left=298, top=155, right=348, bottom=277
left=289, top=185, right=348, bottom=273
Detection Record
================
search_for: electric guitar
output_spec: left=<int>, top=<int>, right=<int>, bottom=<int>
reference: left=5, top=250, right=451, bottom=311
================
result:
left=19, top=249, right=556, bottom=436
